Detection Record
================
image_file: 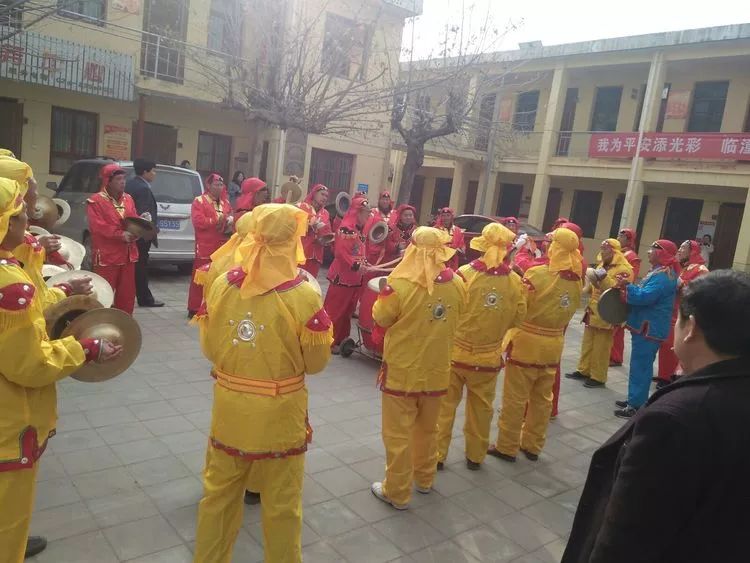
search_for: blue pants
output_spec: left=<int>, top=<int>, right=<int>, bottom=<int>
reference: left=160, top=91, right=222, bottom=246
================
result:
left=628, top=334, right=661, bottom=408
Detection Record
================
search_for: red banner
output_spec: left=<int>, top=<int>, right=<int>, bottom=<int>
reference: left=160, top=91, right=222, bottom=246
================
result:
left=589, top=132, right=750, bottom=160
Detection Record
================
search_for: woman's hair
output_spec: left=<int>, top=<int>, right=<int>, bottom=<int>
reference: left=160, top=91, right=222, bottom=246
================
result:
left=232, top=171, right=245, bottom=184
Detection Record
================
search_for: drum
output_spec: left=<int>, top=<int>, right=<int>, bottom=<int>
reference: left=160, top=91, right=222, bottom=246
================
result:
left=359, top=275, right=387, bottom=353
left=598, top=287, right=630, bottom=325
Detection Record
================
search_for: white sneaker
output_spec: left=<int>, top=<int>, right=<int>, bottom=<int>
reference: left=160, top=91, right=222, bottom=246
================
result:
left=371, top=482, right=408, bottom=510
left=415, top=485, right=431, bottom=494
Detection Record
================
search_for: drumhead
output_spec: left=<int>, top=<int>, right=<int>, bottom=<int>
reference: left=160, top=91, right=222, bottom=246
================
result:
left=598, top=287, right=629, bottom=325
left=367, top=276, right=388, bottom=292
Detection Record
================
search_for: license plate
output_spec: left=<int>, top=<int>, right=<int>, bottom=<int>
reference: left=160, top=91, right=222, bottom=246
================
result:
left=158, top=219, right=181, bottom=230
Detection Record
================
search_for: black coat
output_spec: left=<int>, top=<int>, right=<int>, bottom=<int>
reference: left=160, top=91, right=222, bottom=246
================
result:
left=125, top=175, right=158, bottom=225
left=563, top=357, right=750, bottom=563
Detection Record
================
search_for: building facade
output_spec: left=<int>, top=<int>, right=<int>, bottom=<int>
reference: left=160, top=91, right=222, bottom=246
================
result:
left=389, top=25, right=750, bottom=272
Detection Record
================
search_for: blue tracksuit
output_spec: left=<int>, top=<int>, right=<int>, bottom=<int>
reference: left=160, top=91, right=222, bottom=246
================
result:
left=624, top=267, right=678, bottom=407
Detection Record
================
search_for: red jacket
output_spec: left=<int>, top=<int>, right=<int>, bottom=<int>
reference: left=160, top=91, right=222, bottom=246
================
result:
left=299, top=202, right=332, bottom=264
left=624, top=249, right=642, bottom=279
left=86, top=190, right=139, bottom=267
left=441, top=225, right=466, bottom=271
left=327, top=225, right=366, bottom=286
left=192, top=194, right=232, bottom=260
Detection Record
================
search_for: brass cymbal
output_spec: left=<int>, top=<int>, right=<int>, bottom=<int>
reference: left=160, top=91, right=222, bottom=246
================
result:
left=123, top=216, right=157, bottom=242
left=44, top=294, right=104, bottom=339
left=61, top=308, right=142, bottom=383
left=30, top=196, right=59, bottom=231
left=46, top=270, right=114, bottom=308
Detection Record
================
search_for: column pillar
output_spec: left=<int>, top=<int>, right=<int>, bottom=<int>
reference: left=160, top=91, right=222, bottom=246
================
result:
left=528, top=64, right=568, bottom=228
left=481, top=172, right=499, bottom=215
left=621, top=51, right=666, bottom=230
left=732, top=186, right=750, bottom=272
left=449, top=160, right=468, bottom=213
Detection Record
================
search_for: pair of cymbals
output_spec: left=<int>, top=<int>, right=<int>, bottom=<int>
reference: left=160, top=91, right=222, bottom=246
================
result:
left=30, top=196, right=71, bottom=231
left=46, top=270, right=114, bottom=308
left=123, top=216, right=157, bottom=242
left=29, top=226, right=86, bottom=270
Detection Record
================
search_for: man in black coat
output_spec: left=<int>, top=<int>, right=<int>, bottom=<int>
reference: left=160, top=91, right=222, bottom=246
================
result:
left=563, top=269, right=750, bottom=563
left=125, top=158, right=163, bottom=307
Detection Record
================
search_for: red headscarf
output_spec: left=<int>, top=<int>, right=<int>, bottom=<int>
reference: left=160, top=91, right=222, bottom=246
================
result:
left=340, top=195, right=369, bottom=230
left=652, top=239, right=679, bottom=273
left=235, top=177, right=267, bottom=212
left=204, top=173, right=229, bottom=202
left=304, top=183, right=328, bottom=204
left=389, top=204, right=417, bottom=229
left=619, top=228, right=637, bottom=250
left=552, top=217, right=569, bottom=230
left=560, top=221, right=585, bottom=253
left=100, top=163, right=125, bottom=190
left=434, top=207, right=455, bottom=229
left=683, top=240, right=705, bottom=266
left=502, top=216, right=519, bottom=227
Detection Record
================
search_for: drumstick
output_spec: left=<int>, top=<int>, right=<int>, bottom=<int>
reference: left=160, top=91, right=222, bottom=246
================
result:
left=372, top=256, right=402, bottom=268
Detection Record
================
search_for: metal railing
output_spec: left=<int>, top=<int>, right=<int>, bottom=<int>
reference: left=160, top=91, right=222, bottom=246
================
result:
left=140, top=31, right=186, bottom=84
left=554, top=131, right=595, bottom=158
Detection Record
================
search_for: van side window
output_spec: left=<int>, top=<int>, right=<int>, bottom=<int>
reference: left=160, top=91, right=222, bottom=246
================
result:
left=57, top=163, right=102, bottom=194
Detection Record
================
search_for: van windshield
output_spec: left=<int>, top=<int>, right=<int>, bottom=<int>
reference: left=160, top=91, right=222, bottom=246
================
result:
left=124, top=167, right=202, bottom=204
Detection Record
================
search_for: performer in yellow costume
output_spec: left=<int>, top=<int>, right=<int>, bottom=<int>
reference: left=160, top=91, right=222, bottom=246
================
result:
left=193, top=204, right=332, bottom=563
left=0, top=178, right=119, bottom=563
left=436, top=223, right=526, bottom=470
left=370, top=227, right=466, bottom=510
left=489, top=228, right=583, bottom=462
left=566, top=239, right=633, bottom=388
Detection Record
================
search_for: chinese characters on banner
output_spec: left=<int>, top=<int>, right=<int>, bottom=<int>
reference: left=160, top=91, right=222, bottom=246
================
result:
left=103, top=124, right=132, bottom=161
left=588, top=133, right=750, bottom=161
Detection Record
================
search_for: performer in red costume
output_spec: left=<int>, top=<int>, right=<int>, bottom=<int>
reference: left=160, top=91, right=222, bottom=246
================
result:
left=363, top=191, right=394, bottom=268
left=86, top=164, right=139, bottom=314
left=610, top=227, right=642, bottom=366
left=385, top=204, right=417, bottom=263
left=299, top=184, right=332, bottom=278
left=434, top=207, right=465, bottom=270
left=188, top=173, right=232, bottom=317
left=324, top=196, right=371, bottom=353
left=233, top=177, right=269, bottom=223
left=655, top=239, right=708, bottom=388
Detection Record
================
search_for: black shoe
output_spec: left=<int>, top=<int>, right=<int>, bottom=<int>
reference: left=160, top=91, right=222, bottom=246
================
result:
left=565, top=371, right=587, bottom=380
left=187, top=311, right=196, bottom=319
left=140, top=300, right=164, bottom=308
left=584, top=379, right=605, bottom=388
left=436, top=461, right=444, bottom=471
left=487, top=447, right=516, bottom=463
left=520, top=448, right=539, bottom=462
left=614, top=406, right=638, bottom=419
left=244, top=491, right=261, bottom=505
left=609, top=361, right=622, bottom=367
left=655, top=379, right=671, bottom=390
left=466, top=459, right=481, bottom=471
left=25, top=536, right=47, bottom=558
left=615, top=400, right=629, bottom=408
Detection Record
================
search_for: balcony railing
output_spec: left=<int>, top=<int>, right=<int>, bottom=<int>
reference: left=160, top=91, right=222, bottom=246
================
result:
left=140, top=32, right=186, bottom=84
left=494, top=131, right=543, bottom=161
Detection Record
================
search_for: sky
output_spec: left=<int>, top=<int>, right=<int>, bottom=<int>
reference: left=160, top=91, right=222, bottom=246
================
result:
left=403, top=0, right=750, bottom=60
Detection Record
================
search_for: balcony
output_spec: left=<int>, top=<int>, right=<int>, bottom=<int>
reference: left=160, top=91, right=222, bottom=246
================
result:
left=140, top=32, right=185, bottom=84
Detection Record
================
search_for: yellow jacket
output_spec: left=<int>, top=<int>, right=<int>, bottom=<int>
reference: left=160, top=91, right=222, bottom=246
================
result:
left=508, top=264, right=582, bottom=367
left=373, top=269, right=465, bottom=394
left=197, top=268, right=331, bottom=457
left=0, top=253, right=85, bottom=471
left=585, top=260, right=633, bottom=330
left=13, top=233, right=66, bottom=309
left=453, top=261, right=526, bottom=369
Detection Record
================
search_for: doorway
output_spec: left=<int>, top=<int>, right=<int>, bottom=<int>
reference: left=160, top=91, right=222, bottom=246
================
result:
left=432, top=177, right=452, bottom=215
left=661, top=197, right=703, bottom=245
left=712, top=202, right=744, bottom=269
left=495, top=183, right=523, bottom=217
left=132, top=122, right=178, bottom=166
left=542, top=188, right=563, bottom=231
left=464, top=180, right=478, bottom=214
left=0, top=98, right=23, bottom=158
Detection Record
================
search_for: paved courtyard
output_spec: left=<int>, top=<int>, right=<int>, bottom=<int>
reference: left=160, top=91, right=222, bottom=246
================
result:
left=28, top=267, right=636, bottom=563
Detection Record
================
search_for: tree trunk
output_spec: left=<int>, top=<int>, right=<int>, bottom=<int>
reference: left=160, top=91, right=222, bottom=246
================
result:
left=397, top=143, right=425, bottom=205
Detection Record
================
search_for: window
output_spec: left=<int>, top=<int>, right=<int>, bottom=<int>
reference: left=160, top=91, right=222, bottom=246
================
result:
left=432, top=178, right=452, bottom=213
left=474, top=94, right=496, bottom=151
left=309, top=148, right=355, bottom=198
left=141, top=0, right=188, bottom=83
left=197, top=132, right=232, bottom=180
left=1, top=1, right=23, bottom=28
left=56, top=162, right=103, bottom=194
left=513, top=91, right=539, bottom=132
left=590, top=86, right=623, bottom=132
left=688, top=81, right=729, bottom=132
left=661, top=198, right=703, bottom=244
left=633, top=83, right=670, bottom=132
left=208, top=0, right=239, bottom=53
left=57, top=0, right=105, bottom=22
left=322, top=13, right=367, bottom=79
left=570, top=189, right=602, bottom=238
left=50, top=107, right=98, bottom=174
left=609, top=194, right=649, bottom=246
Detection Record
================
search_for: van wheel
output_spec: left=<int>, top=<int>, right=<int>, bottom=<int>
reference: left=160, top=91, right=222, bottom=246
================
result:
left=81, top=234, right=93, bottom=272
left=177, top=263, right=193, bottom=275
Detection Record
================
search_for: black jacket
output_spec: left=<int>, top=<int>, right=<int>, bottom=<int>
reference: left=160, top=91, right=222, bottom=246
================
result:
left=125, top=175, right=158, bottom=225
left=563, top=357, right=750, bottom=563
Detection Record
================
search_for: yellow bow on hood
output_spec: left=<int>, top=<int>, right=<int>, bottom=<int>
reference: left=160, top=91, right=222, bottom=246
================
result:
left=0, top=156, right=33, bottom=196
left=548, top=227, right=583, bottom=275
left=0, top=178, right=24, bottom=243
left=470, top=222, right=516, bottom=268
left=389, top=226, right=456, bottom=295
left=234, top=204, right=307, bottom=298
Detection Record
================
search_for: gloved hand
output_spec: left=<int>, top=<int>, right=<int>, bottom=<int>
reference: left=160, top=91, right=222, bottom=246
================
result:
left=514, top=233, right=529, bottom=251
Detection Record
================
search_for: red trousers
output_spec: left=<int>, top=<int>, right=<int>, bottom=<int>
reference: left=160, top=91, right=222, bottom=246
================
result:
left=188, top=257, right=210, bottom=313
left=323, top=284, right=360, bottom=345
left=657, top=323, right=680, bottom=382
left=301, top=259, right=320, bottom=279
left=95, top=262, right=136, bottom=315
left=610, top=325, right=625, bottom=365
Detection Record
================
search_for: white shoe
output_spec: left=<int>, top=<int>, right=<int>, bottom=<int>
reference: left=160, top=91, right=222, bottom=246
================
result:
left=371, top=482, right=408, bottom=510
left=415, top=485, right=431, bottom=494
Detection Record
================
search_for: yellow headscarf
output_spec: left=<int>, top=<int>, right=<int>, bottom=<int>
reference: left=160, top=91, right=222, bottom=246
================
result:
left=548, top=227, right=583, bottom=275
left=595, top=238, right=629, bottom=268
left=0, top=178, right=24, bottom=243
left=0, top=149, right=16, bottom=158
left=470, top=222, right=516, bottom=268
left=210, top=210, right=255, bottom=268
left=0, top=156, right=33, bottom=195
left=234, top=203, right=307, bottom=298
left=389, top=226, right=455, bottom=295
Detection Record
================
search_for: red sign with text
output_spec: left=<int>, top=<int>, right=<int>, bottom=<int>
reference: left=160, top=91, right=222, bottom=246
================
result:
left=588, top=133, right=750, bottom=160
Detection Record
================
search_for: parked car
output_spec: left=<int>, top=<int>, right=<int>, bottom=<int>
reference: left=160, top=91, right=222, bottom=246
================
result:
left=50, top=159, right=202, bottom=271
left=453, top=214, right=546, bottom=265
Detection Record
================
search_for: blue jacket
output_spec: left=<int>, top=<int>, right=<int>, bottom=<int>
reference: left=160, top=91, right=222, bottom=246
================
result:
left=625, top=266, right=678, bottom=341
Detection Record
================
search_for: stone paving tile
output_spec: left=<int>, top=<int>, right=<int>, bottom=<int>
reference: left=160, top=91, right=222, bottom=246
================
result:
left=28, top=271, right=641, bottom=561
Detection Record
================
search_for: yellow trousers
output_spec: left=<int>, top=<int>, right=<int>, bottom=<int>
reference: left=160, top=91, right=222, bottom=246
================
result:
left=0, top=466, right=38, bottom=563
left=194, top=445, right=304, bottom=563
left=436, top=367, right=498, bottom=464
left=577, top=326, right=614, bottom=383
left=495, top=362, right=555, bottom=457
left=382, top=393, right=441, bottom=507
